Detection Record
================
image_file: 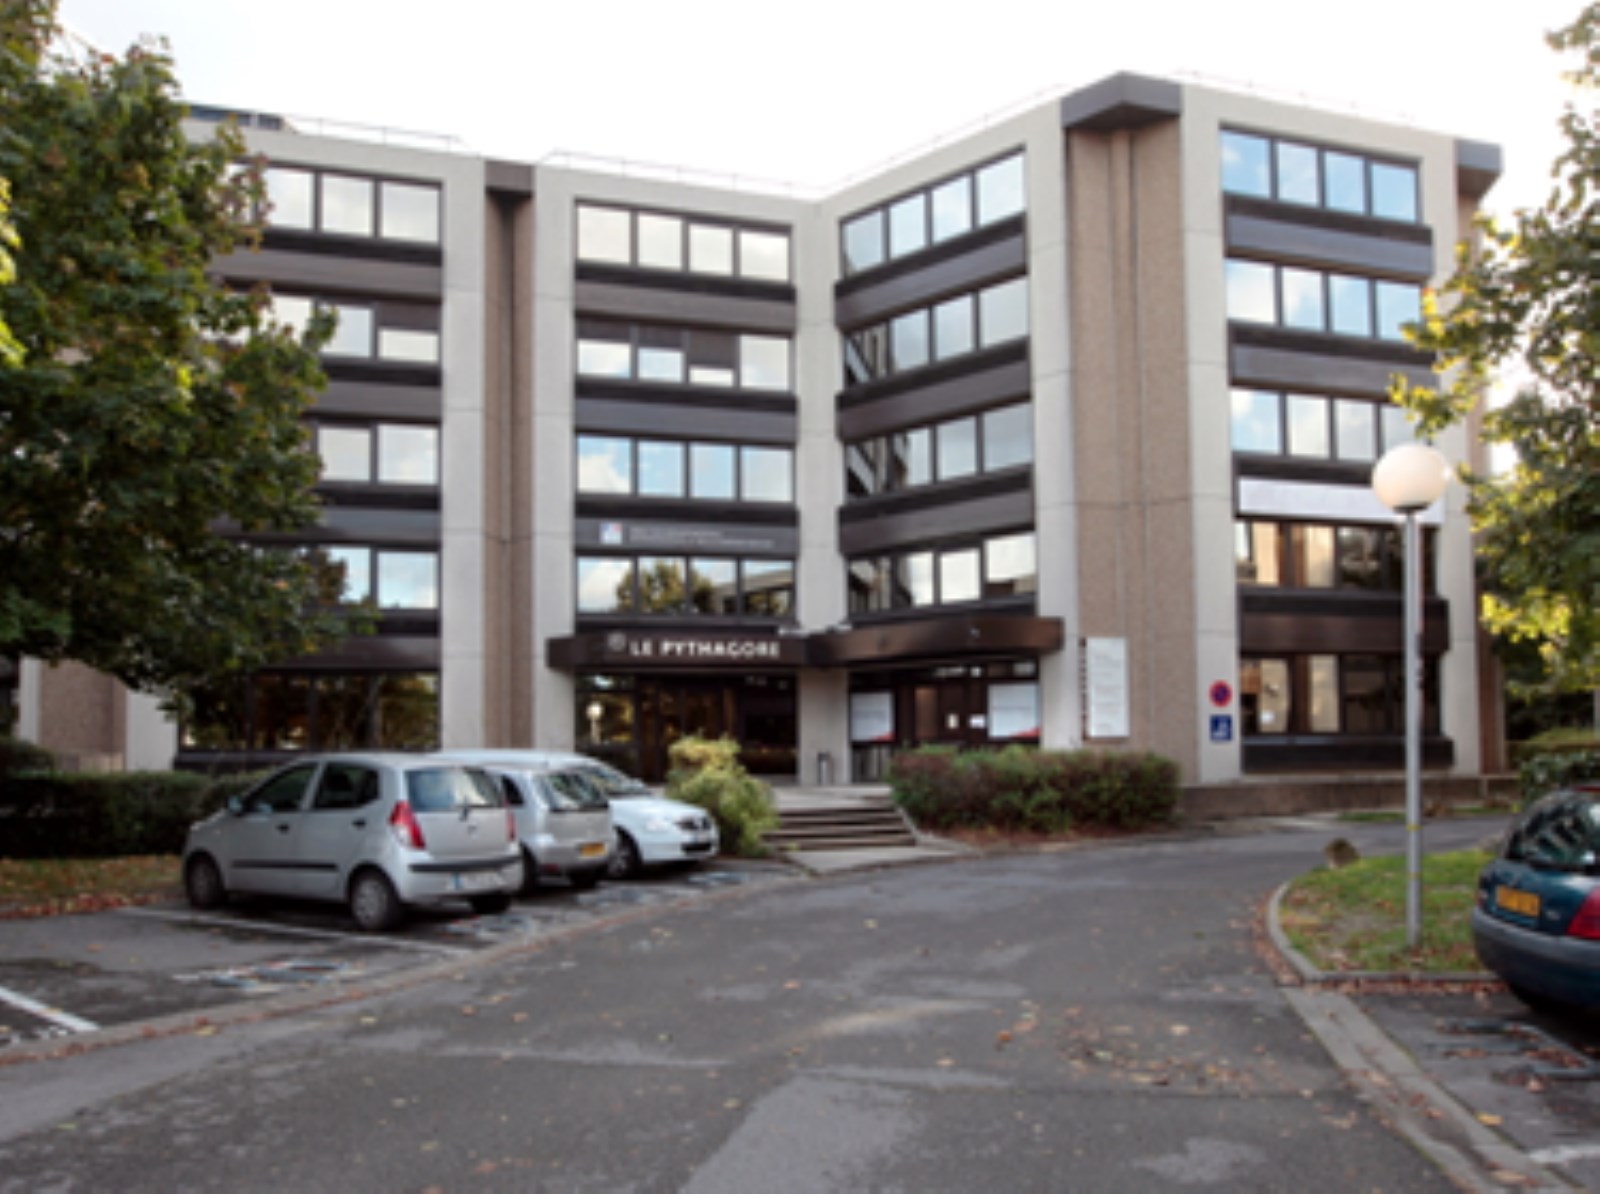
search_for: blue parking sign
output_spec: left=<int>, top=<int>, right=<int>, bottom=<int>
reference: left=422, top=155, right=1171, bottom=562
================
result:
left=1209, top=714, right=1233, bottom=743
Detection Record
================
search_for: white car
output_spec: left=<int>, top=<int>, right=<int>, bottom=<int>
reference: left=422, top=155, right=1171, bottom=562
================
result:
left=435, top=750, right=718, bottom=879
left=183, top=754, right=522, bottom=931
left=433, top=752, right=614, bottom=891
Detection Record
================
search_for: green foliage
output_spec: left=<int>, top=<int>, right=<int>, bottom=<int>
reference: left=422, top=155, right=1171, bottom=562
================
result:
left=0, top=735, right=55, bottom=776
left=0, top=769, right=243, bottom=858
left=887, top=746, right=1179, bottom=832
left=1393, top=4, right=1600, bottom=694
left=0, top=0, right=359, bottom=709
left=665, top=734, right=777, bottom=856
left=1518, top=745, right=1600, bottom=803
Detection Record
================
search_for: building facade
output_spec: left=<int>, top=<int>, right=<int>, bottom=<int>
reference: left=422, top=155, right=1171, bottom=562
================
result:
left=11, top=74, right=1502, bottom=786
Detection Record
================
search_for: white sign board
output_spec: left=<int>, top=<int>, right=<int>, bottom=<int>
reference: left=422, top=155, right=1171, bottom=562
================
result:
left=988, top=683, right=1040, bottom=740
left=850, top=692, right=895, bottom=743
left=1084, top=637, right=1129, bottom=739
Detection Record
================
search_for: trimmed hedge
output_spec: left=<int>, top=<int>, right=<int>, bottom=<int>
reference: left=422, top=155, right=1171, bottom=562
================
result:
left=0, top=770, right=262, bottom=859
left=665, top=735, right=778, bottom=857
left=887, top=745, right=1179, bottom=832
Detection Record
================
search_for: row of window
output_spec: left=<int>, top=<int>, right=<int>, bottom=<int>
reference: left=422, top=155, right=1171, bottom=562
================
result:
left=577, top=435, right=793, bottom=504
left=265, top=166, right=442, bottom=244
left=1231, top=389, right=1414, bottom=462
left=576, top=205, right=790, bottom=283
left=843, top=276, right=1028, bottom=386
left=849, top=531, right=1037, bottom=613
left=577, top=321, right=790, bottom=392
left=1225, top=260, right=1420, bottom=342
left=317, top=423, right=440, bottom=486
left=321, top=546, right=440, bottom=609
left=1242, top=655, right=1438, bottom=737
left=272, top=295, right=440, bottom=364
left=1235, top=519, right=1430, bottom=593
left=183, top=671, right=441, bottom=753
left=577, top=556, right=794, bottom=618
left=841, top=153, right=1025, bottom=276
left=1220, top=131, right=1420, bottom=223
left=846, top=404, right=1032, bottom=498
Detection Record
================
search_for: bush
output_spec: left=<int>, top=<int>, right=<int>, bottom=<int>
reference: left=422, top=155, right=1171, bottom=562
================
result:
left=665, top=735, right=778, bottom=857
left=0, top=735, right=56, bottom=777
left=1519, top=746, right=1600, bottom=804
left=0, top=770, right=247, bottom=859
left=887, top=746, right=1178, bottom=833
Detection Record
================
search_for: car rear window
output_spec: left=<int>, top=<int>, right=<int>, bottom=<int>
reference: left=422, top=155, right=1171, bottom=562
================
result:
left=1504, top=794, right=1600, bottom=873
left=406, top=767, right=503, bottom=813
left=537, top=770, right=610, bottom=811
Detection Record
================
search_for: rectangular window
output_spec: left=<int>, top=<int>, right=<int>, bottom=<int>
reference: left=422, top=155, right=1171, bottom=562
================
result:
left=637, top=441, right=686, bottom=498
left=318, top=426, right=371, bottom=481
left=891, top=310, right=931, bottom=371
left=691, top=558, right=738, bottom=614
left=930, top=176, right=973, bottom=243
left=975, top=154, right=1025, bottom=224
left=327, top=546, right=371, bottom=603
left=637, top=557, right=688, bottom=612
left=577, top=557, right=633, bottom=613
left=577, top=332, right=632, bottom=378
left=690, top=442, right=735, bottom=500
left=265, top=167, right=314, bottom=229
left=1220, top=131, right=1271, bottom=197
left=379, top=182, right=440, bottom=243
left=1324, top=152, right=1367, bottom=214
left=738, top=229, right=789, bottom=282
left=984, top=532, right=1037, bottom=597
left=933, top=295, right=975, bottom=360
left=1375, top=282, right=1420, bottom=340
left=1244, top=658, right=1291, bottom=734
left=982, top=404, right=1032, bottom=470
left=888, top=193, right=928, bottom=259
left=689, top=224, right=734, bottom=275
left=740, top=446, right=792, bottom=503
left=324, top=304, right=374, bottom=357
left=377, top=551, right=438, bottom=609
left=321, top=175, right=374, bottom=237
left=1286, top=394, right=1329, bottom=458
left=1308, top=656, right=1340, bottom=732
left=1328, top=275, right=1372, bottom=337
left=842, top=210, right=885, bottom=274
left=978, top=277, right=1028, bottom=345
left=891, top=428, right=932, bottom=488
left=1334, top=400, right=1377, bottom=462
left=936, top=418, right=978, bottom=481
left=743, top=560, right=793, bottom=617
left=898, top=552, right=935, bottom=607
left=1280, top=268, right=1325, bottom=331
left=1231, top=389, right=1281, bottom=453
left=849, top=558, right=892, bottom=614
left=940, top=548, right=981, bottom=604
left=637, top=213, right=684, bottom=270
left=1275, top=141, right=1319, bottom=205
left=739, top=336, right=790, bottom=391
left=1295, top=525, right=1336, bottom=588
left=577, top=435, right=632, bottom=494
left=1371, top=162, right=1419, bottom=222
left=1235, top=522, right=1281, bottom=586
left=637, top=346, right=685, bottom=383
left=577, top=206, right=631, bottom=264
left=377, top=328, right=439, bottom=363
left=377, top=425, right=438, bottom=485
left=1225, top=260, right=1276, bottom=323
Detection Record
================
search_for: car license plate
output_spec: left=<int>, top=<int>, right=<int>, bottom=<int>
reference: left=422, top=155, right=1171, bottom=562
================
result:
left=579, top=842, right=606, bottom=859
left=1496, top=886, right=1540, bottom=917
left=453, top=871, right=494, bottom=892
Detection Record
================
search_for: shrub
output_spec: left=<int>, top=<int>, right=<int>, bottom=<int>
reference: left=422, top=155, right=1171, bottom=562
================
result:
left=0, top=770, right=247, bottom=859
left=887, top=746, right=1178, bottom=833
left=666, top=735, right=778, bottom=857
left=1519, top=746, right=1600, bottom=804
left=0, top=736, right=56, bottom=777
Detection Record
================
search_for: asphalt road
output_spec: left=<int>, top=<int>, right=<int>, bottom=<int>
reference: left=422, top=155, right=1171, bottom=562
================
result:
left=0, top=820, right=1586, bottom=1192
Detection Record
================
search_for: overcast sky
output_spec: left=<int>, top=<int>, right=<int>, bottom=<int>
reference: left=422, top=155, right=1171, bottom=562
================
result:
left=56, top=0, right=1583, bottom=217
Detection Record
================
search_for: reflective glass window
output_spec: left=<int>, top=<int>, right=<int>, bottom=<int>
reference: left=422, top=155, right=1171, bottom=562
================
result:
left=1246, top=658, right=1291, bottom=734
left=740, top=447, right=792, bottom=503
left=379, top=182, right=440, bottom=242
left=1275, top=142, right=1319, bottom=205
left=1337, top=527, right=1386, bottom=590
left=378, top=329, right=439, bottom=363
left=898, top=552, right=936, bottom=607
left=1287, top=395, right=1329, bottom=458
left=842, top=211, right=885, bottom=274
left=849, top=558, right=892, bottom=613
left=892, top=310, right=930, bottom=371
left=983, top=404, right=1033, bottom=470
left=891, top=429, right=932, bottom=488
left=739, top=336, right=790, bottom=390
left=930, top=176, right=973, bottom=243
left=1309, top=656, right=1340, bottom=732
left=1371, top=162, right=1418, bottom=222
left=577, top=206, right=631, bottom=264
left=637, top=346, right=685, bottom=383
left=577, top=435, right=632, bottom=494
left=577, top=336, right=632, bottom=378
left=1324, top=152, right=1367, bottom=214
left=1381, top=405, right=1414, bottom=450
left=377, top=551, right=438, bottom=609
left=743, top=560, right=793, bottom=616
left=940, top=548, right=981, bottom=604
left=1328, top=275, right=1372, bottom=337
left=1281, top=268, right=1325, bottom=330
left=1231, top=389, right=1281, bottom=453
left=690, top=443, right=735, bottom=500
left=324, top=304, right=374, bottom=357
left=691, top=558, right=738, bottom=614
left=689, top=224, right=734, bottom=275
left=378, top=425, right=438, bottom=484
left=739, top=230, right=789, bottom=281
left=265, top=167, right=314, bottom=229
left=637, top=441, right=685, bottom=497
left=577, top=557, right=632, bottom=613
left=985, top=532, right=1037, bottom=597
left=1225, top=261, right=1276, bottom=323
left=321, top=175, right=374, bottom=236
left=976, top=154, right=1025, bottom=224
left=979, top=277, right=1028, bottom=344
left=933, top=295, right=975, bottom=360
left=690, top=365, right=736, bottom=388
left=1342, top=656, right=1391, bottom=732
left=1235, top=523, right=1281, bottom=586
left=1334, top=400, right=1377, bottom=462
left=319, top=426, right=370, bottom=481
left=271, top=294, right=313, bottom=336
left=1296, top=525, right=1336, bottom=587
left=937, top=418, right=977, bottom=481
left=327, top=546, right=371, bottom=603
left=637, top=213, right=683, bottom=270
left=1220, top=132, right=1271, bottom=197
left=888, top=193, right=928, bottom=258
left=1375, top=282, right=1420, bottom=340
left=637, top=557, right=687, bottom=612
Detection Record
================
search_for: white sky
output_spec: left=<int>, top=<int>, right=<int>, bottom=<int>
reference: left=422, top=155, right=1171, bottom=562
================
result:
left=56, top=0, right=1584, bottom=218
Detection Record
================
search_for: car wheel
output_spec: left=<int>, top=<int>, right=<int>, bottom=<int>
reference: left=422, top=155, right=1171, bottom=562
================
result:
left=608, top=832, right=642, bottom=880
left=519, top=847, right=540, bottom=895
left=349, top=869, right=404, bottom=932
left=184, top=854, right=227, bottom=910
left=569, top=869, right=601, bottom=890
left=469, top=892, right=512, bottom=916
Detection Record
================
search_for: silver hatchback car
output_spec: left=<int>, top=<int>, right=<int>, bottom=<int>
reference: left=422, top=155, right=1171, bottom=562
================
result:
left=183, top=753, right=523, bottom=931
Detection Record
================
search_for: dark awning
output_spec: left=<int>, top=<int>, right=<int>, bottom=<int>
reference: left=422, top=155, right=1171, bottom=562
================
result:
left=806, top=613, right=1064, bottom=668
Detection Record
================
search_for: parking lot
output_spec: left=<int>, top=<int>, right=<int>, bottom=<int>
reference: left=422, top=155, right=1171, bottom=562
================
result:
left=0, top=861, right=794, bottom=1053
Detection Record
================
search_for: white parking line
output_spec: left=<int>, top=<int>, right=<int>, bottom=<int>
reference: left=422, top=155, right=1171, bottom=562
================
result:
left=115, top=907, right=471, bottom=956
left=0, top=983, right=100, bottom=1034
left=1530, top=1143, right=1600, bottom=1166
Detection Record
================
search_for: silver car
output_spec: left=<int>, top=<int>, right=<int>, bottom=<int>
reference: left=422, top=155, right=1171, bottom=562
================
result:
left=434, top=752, right=614, bottom=891
left=183, top=753, right=522, bottom=931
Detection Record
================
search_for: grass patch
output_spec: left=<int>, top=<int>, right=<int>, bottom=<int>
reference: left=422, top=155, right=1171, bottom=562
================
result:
left=1279, top=849, right=1491, bottom=973
left=0, top=855, right=181, bottom=918
left=1335, top=805, right=1514, bottom=824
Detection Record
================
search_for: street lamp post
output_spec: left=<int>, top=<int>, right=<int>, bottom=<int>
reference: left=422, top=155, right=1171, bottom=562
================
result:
left=1371, top=442, right=1452, bottom=952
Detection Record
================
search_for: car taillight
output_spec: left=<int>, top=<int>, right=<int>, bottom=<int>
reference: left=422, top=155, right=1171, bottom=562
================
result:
left=1568, top=889, right=1600, bottom=941
left=390, top=801, right=426, bottom=850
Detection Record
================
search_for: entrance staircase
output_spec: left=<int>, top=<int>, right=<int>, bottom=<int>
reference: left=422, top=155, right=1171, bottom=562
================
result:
left=765, top=787, right=919, bottom=854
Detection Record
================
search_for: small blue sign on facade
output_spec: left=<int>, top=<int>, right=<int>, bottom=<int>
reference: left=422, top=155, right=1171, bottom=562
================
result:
left=1209, top=714, right=1233, bottom=743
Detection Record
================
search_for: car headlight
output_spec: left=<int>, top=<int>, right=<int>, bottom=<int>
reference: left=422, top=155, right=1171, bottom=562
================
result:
left=643, top=814, right=675, bottom=832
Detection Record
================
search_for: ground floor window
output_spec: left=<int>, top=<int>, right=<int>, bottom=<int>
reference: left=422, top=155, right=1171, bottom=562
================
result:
left=848, top=660, right=1040, bottom=781
left=182, top=671, right=440, bottom=754
left=1240, top=654, right=1438, bottom=737
left=576, top=673, right=796, bottom=784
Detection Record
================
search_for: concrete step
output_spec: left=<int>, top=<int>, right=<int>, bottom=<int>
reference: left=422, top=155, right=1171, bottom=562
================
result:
left=764, top=797, right=918, bottom=853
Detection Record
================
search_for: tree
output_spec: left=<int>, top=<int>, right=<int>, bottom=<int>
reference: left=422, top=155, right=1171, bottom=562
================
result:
left=1395, top=3, right=1600, bottom=696
left=0, top=0, right=354, bottom=708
